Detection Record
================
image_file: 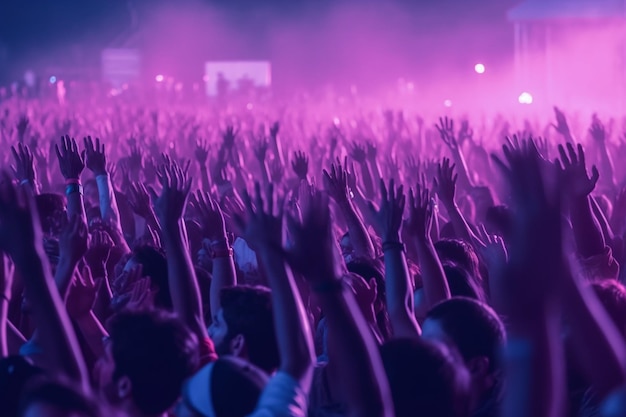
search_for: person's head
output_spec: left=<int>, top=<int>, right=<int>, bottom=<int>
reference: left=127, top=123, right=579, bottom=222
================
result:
left=435, top=239, right=482, bottom=285
left=380, top=338, right=471, bottom=417
left=35, top=193, right=66, bottom=237
left=83, top=178, right=99, bottom=208
left=423, top=298, right=506, bottom=408
left=208, top=286, right=279, bottom=374
left=94, top=310, right=199, bottom=416
left=19, top=380, right=102, bottom=417
left=111, top=245, right=171, bottom=311
left=176, top=357, right=268, bottom=417
left=414, top=265, right=486, bottom=321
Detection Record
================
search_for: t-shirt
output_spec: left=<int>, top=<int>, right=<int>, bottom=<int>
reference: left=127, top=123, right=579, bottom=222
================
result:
left=248, top=372, right=308, bottom=417
left=199, top=337, right=218, bottom=366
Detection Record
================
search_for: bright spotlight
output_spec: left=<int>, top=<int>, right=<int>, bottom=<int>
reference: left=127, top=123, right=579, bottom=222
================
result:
left=518, top=92, right=533, bottom=104
left=49, top=76, right=57, bottom=84
left=444, top=99, right=452, bottom=108
left=474, top=63, right=485, bottom=74
left=155, top=74, right=164, bottom=82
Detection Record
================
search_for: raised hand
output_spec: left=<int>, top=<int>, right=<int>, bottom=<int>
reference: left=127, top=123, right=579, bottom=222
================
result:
left=194, top=139, right=210, bottom=167
left=284, top=188, right=341, bottom=282
left=269, top=121, right=280, bottom=138
left=552, top=106, right=572, bottom=140
left=475, top=224, right=508, bottom=271
left=436, top=117, right=459, bottom=151
left=323, top=163, right=350, bottom=204
left=349, top=142, right=367, bottom=163
left=55, top=135, right=85, bottom=180
left=406, top=184, right=433, bottom=239
left=58, top=215, right=89, bottom=264
left=84, top=229, right=114, bottom=272
left=16, top=115, right=29, bottom=142
left=149, top=159, right=192, bottom=227
left=365, top=141, right=377, bottom=161
left=291, top=151, right=309, bottom=180
left=589, top=115, right=606, bottom=143
left=458, top=120, right=474, bottom=146
left=253, top=138, right=269, bottom=162
left=556, top=143, right=599, bottom=198
left=222, top=126, right=238, bottom=149
left=83, top=136, right=107, bottom=176
left=11, top=143, right=37, bottom=185
left=125, top=275, right=156, bottom=311
left=128, top=182, right=154, bottom=219
left=233, top=183, right=283, bottom=251
left=433, top=157, right=457, bottom=207
left=128, top=143, right=143, bottom=173
left=269, top=159, right=285, bottom=184
left=190, top=191, right=227, bottom=241
left=367, top=179, right=405, bottom=243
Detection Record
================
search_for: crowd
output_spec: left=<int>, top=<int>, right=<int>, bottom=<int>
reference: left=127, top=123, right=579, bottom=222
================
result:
left=0, top=91, right=625, bottom=417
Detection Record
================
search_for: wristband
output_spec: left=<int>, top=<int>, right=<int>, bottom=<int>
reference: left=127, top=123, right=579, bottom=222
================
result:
left=65, top=183, right=83, bottom=196
left=312, top=279, right=346, bottom=293
left=19, top=179, right=30, bottom=186
left=65, top=178, right=81, bottom=185
left=382, top=241, right=405, bottom=252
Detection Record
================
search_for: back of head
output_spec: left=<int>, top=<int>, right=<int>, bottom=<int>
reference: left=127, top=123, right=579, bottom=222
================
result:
left=485, top=205, right=513, bottom=242
left=182, top=357, right=268, bottom=417
left=425, top=297, right=506, bottom=373
left=435, top=239, right=482, bottom=285
left=35, top=193, right=66, bottom=236
left=380, top=338, right=471, bottom=417
left=444, top=265, right=486, bottom=303
left=220, top=285, right=279, bottom=373
left=108, top=310, right=199, bottom=415
left=131, top=245, right=172, bottom=309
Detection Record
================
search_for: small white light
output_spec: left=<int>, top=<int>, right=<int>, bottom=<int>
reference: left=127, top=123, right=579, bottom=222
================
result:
left=155, top=74, right=164, bottom=82
left=333, top=117, right=341, bottom=126
left=474, top=63, right=485, bottom=74
left=49, top=76, right=57, bottom=84
left=518, top=92, right=533, bottom=104
left=444, top=99, right=452, bottom=108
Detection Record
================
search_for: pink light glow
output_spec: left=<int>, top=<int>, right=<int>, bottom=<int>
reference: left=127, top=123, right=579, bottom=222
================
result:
left=443, top=99, right=452, bottom=107
left=155, top=74, right=164, bottom=82
left=474, top=63, right=485, bottom=74
left=518, top=92, right=533, bottom=104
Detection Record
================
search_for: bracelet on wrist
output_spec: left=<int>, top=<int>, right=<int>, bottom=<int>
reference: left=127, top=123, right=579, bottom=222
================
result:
left=65, top=183, right=83, bottom=196
left=65, top=178, right=81, bottom=185
left=382, top=241, right=406, bottom=252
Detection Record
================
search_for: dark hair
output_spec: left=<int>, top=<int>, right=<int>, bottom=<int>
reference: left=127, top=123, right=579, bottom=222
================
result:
left=220, top=285, right=280, bottom=373
left=0, top=356, right=43, bottom=417
left=19, top=380, right=101, bottom=417
left=211, top=359, right=267, bottom=417
left=380, top=338, right=471, bottom=417
left=426, top=297, right=506, bottom=372
left=108, top=310, right=199, bottom=415
left=444, top=265, right=486, bottom=303
left=347, top=257, right=392, bottom=341
left=131, top=245, right=172, bottom=310
left=435, top=239, right=482, bottom=285
left=592, top=280, right=626, bottom=337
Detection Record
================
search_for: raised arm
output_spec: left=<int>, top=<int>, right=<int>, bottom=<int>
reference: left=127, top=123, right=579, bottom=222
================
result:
left=367, top=179, right=421, bottom=339
left=589, top=116, right=616, bottom=192
left=55, top=135, right=86, bottom=220
left=287, top=189, right=393, bottom=417
left=492, top=140, right=565, bottom=417
left=0, top=175, right=89, bottom=390
left=191, top=191, right=236, bottom=322
left=150, top=160, right=207, bottom=341
left=194, top=139, right=212, bottom=192
left=556, top=143, right=605, bottom=258
left=406, top=184, right=451, bottom=316
left=235, top=183, right=314, bottom=384
left=436, top=117, right=473, bottom=189
left=0, top=253, right=13, bottom=357
left=11, top=143, right=40, bottom=194
left=324, top=162, right=376, bottom=259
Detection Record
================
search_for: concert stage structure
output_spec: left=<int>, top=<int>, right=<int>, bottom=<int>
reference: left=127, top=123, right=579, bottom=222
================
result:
left=508, top=0, right=626, bottom=112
